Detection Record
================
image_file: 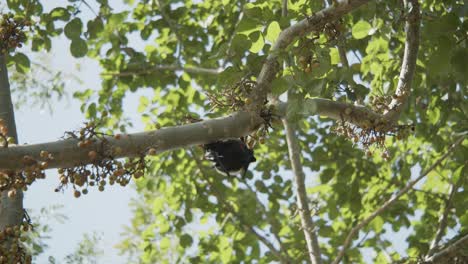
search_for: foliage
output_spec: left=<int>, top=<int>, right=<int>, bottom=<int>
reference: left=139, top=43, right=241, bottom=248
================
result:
left=3, top=0, right=467, bottom=263
left=48, top=232, right=103, bottom=264
left=22, top=205, right=103, bottom=264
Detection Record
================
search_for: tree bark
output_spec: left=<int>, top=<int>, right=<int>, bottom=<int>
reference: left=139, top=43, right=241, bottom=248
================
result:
left=0, top=55, right=24, bottom=231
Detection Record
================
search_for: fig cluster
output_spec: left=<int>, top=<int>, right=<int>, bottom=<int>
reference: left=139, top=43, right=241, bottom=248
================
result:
left=0, top=223, right=32, bottom=264
left=55, top=122, right=146, bottom=198
left=0, top=14, right=31, bottom=53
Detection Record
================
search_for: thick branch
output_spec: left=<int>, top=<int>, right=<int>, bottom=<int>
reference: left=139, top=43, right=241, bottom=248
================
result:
left=283, top=117, right=322, bottom=264
left=0, top=54, right=23, bottom=229
left=0, top=98, right=385, bottom=170
left=331, top=135, right=465, bottom=264
left=384, top=0, right=420, bottom=122
left=250, top=0, right=371, bottom=107
left=0, top=112, right=262, bottom=170
left=102, top=64, right=221, bottom=77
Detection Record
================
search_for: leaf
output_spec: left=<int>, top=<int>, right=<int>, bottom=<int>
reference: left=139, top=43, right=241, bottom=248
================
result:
left=352, top=20, right=372, bottom=39
left=254, top=180, right=268, bottom=193
left=244, top=3, right=262, bottom=19
left=231, top=34, right=251, bottom=54
left=13, top=53, right=30, bottom=73
left=159, top=237, right=171, bottom=250
left=320, top=168, right=334, bottom=183
left=265, top=21, right=281, bottom=43
left=371, top=216, right=384, bottom=233
left=237, top=17, right=263, bottom=35
left=180, top=234, right=193, bottom=248
left=249, top=31, right=264, bottom=53
left=73, top=89, right=93, bottom=101
left=70, top=38, right=88, bottom=58
left=138, top=96, right=149, bottom=113
left=87, top=18, right=104, bottom=39
left=64, top=18, right=83, bottom=40
left=330, top=47, right=340, bottom=65
left=271, top=76, right=291, bottom=95
left=217, top=66, right=244, bottom=85
left=86, top=103, right=97, bottom=118
left=49, top=7, right=70, bottom=21
left=318, top=225, right=333, bottom=237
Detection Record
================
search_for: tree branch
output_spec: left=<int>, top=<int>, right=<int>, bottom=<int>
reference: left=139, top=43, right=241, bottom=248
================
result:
left=0, top=96, right=376, bottom=170
left=281, top=0, right=288, bottom=17
left=331, top=135, right=466, bottom=264
left=0, top=55, right=24, bottom=229
left=282, top=116, right=322, bottom=264
left=0, top=98, right=387, bottom=170
left=325, top=1, right=350, bottom=68
left=383, top=0, right=420, bottom=122
left=424, top=234, right=468, bottom=263
left=250, top=0, right=371, bottom=108
left=101, top=64, right=222, bottom=77
left=426, top=173, right=464, bottom=258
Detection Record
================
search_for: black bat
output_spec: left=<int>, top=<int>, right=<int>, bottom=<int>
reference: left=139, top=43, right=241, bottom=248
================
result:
left=204, top=139, right=256, bottom=178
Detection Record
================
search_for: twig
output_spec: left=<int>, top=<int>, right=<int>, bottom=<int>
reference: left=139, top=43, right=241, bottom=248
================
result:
left=325, top=1, right=350, bottom=68
left=242, top=180, right=285, bottom=248
left=331, top=135, right=465, bottom=264
left=282, top=0, right=288, bottom=17
left=223, top=5, right=244, bottom=67
left=426, top=171, right=464, bottom=258
left=102, top=64, right=221, bottom=76
left=80, top=0, right=98, bottom=17
left=283, top=113, right=322, bottom=264
left=425, top=233, right=468, bottom=263
left=156, top=0, right=184, bottom=60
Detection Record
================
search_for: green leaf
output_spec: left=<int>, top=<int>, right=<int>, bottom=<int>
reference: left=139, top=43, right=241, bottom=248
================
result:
left=87, top=18, right=104, bottom=39
left=318, top=225, right=333, bottom=237
left=86, top=103, right=97, bottom=118
left=320, top=168, right=334, bottom=183
left=138, top=96, right=149, bottom=113
left=254, top=180, right=268, bottom=193
left=330, top=47, right=340, bottom=65
left=352, top=20, right=372, bottom=39
left=64, top=18, right=83, bottom=40
left=244, top=3, right=262, bottom=19
left=371, top=216, right=384, bottom=233
left=49, top=7, right=70, bottom=21
left=159, top=237, right=171, bottom=250
left=73, top=89, right=93, bottom=101
left=271, top=77, right=290, bottom=95
left=265, top=21, right=281, bottom=43
left=180, top=234, right=193, bottom=248
left=13, top=53, right=30, bottom=73
left=231, top=34, right=251, bottom=54
left=237, top=17, right=263, bottom=35
left=70, top=38, right=88, bottom=58
left=249, top=31, right=264, bottom=53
